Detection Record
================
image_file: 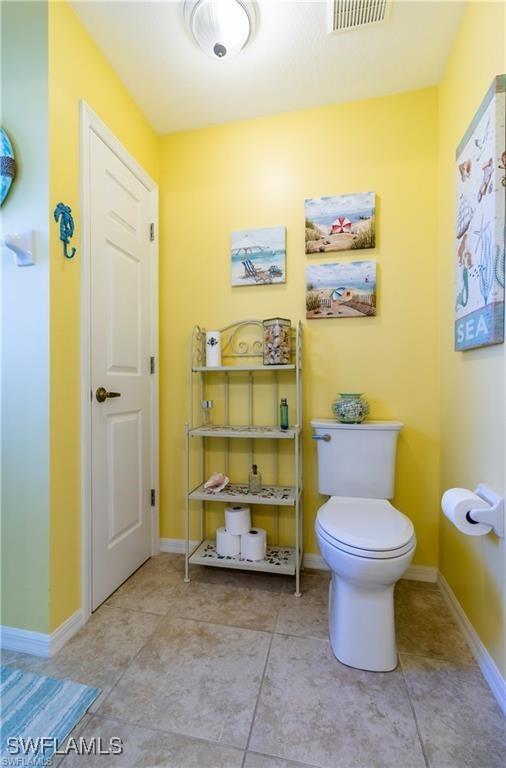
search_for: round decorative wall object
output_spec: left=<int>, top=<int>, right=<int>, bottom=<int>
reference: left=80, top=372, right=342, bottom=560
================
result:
left=1, top=128, right=17, bottom=206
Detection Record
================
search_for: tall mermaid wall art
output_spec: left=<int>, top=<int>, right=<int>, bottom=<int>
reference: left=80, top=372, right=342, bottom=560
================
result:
left=455, top=74, right=505, bottom=351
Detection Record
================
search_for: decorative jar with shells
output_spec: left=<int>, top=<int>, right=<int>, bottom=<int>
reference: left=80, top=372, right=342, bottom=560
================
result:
left=263, top=318, right=291, bottom=365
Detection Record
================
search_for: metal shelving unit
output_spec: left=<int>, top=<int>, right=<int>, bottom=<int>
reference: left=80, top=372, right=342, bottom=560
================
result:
left=184, top=319, right=303, bottom=596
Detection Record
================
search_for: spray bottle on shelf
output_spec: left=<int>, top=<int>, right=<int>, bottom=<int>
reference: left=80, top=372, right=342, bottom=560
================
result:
left=280, top=398, right=289, bottom=431
left=249, top=464, right=262, bottom=494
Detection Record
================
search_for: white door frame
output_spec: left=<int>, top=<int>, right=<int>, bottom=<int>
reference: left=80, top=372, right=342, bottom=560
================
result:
left=80, top=100, right=159, bottom=621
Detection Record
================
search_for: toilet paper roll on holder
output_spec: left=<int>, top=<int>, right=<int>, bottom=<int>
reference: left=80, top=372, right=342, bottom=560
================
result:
left=466, top=484, right=504, bottom=538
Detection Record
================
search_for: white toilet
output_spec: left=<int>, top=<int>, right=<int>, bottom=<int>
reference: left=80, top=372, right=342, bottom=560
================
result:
left=312, top=419, right=416, bottom=672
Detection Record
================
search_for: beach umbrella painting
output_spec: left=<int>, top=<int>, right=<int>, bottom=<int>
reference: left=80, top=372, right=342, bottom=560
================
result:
left=330, top=216, right=352, bottom=234
left=231, top=233, right=269, bottom=256
left=231, top=226, right=286, bottom=287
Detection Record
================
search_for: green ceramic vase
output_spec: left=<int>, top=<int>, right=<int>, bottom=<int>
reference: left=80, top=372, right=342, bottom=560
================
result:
left=332, top=393, right=370, bottom=424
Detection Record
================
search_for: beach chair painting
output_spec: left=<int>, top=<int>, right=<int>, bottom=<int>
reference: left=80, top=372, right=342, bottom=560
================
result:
left=242, top=259, right=269, bottom=282
left=231, top=226, right=286, bottom=286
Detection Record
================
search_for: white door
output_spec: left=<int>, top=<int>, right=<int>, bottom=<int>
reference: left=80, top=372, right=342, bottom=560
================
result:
left=90, top=131, right=153, bottom=610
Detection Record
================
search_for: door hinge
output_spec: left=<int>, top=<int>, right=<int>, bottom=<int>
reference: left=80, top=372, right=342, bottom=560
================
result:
left=149, top=223, right=155, bottom=242
left=150, top=356, right=156, bottom=374
left=150, top=489, right=156, bottom=507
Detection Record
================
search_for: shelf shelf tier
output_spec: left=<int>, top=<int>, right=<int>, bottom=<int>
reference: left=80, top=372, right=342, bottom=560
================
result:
left=189, top=425, right=300, bottom=439
left=189, top=540, right=298, bottom=576
left=189, top=482, right=298, bottom=507
left=193, top=364, right=296, bottom=372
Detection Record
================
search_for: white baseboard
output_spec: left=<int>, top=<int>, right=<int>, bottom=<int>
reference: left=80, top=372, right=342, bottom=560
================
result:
left=159, top=538, right=199, bottom=554
left=404, top=564, right=438, bottom=582
left=302, top=552, right=329, bottom=571
left=159, top=540, right=437, bottom=583
left=50, top=609, right=85, bottom=656
left=438, top=572, right=505, bottom=714
left=0, top=609, right=84, bottom=658
left=0, top=625, right=50, bottom=657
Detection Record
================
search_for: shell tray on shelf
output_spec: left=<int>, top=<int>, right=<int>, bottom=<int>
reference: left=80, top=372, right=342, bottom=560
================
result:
left=189, top=481, right=297, bottom=506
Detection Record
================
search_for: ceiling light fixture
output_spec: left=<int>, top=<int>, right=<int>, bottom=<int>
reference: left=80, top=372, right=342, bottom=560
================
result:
left=184, top=0, right=255, bottom=59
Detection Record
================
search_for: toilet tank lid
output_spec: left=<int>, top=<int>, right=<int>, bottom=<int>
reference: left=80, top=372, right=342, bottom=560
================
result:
left=311, top=419, right=403, bottom=431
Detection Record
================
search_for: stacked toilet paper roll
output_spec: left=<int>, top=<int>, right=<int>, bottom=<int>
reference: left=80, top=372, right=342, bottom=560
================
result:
left=241, top=528, right=267, bottom=561
left=216, top=526, right=240, bottom=556
left=225, top=505, right=251, bottom=535
left=441, top=488, right=493, bottom=536
left=215, top=505, right=267, bottom=560
left=216, top=506, right=251, bottom=556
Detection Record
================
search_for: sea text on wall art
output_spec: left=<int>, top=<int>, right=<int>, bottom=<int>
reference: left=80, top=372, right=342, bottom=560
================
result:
left=455, top=75, right=505, bottom=351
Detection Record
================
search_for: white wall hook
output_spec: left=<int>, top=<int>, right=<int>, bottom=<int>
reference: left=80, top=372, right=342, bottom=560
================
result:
left=468, top=484, right=505, bottom=538
left=0, top=230, right=35, bottom=266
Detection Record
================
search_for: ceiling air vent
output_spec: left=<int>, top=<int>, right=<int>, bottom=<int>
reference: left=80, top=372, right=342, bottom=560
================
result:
left=328, top=0, right=392, bottom=33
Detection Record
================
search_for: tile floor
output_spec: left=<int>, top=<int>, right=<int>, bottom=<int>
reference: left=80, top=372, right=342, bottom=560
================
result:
left=2, top=554, right=504, bottom=768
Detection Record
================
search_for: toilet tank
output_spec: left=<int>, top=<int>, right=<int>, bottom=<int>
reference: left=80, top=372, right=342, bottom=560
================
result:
left=311, top=419, right=403, bottom=499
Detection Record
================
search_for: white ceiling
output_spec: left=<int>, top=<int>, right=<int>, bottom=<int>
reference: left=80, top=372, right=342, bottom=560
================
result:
left=71, top=0, right=466, bottom=134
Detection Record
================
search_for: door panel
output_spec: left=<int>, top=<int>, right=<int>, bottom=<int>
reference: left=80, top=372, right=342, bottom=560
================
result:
left=90, top=131, right=152, bottom=610
left=106, top=239, right=141, bottom=373
left=107, top=411, right=142, bottom=543
left=105, top=167, right=141, bottom=236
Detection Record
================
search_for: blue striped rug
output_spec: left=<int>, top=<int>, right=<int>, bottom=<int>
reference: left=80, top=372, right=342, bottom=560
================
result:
left=0, top=666, right=100, bottom=765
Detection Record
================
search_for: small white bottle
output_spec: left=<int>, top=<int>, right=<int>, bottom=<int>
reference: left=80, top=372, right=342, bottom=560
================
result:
left=202, top=400, right=214, bottom=427
left=249, top=464, right=262, bottom=494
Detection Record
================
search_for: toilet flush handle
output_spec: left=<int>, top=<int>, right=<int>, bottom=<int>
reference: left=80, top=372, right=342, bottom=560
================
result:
left=312, top=434, right=331, bottom=442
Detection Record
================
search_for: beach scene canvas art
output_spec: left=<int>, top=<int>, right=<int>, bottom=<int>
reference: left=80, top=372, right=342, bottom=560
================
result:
left=454, top=75, right=505, bottom=351
left=231, top=226, right=286, bottom=286
left=306, top=261, right=377, bottom=318
left=305, top=192, right=375, bottom=254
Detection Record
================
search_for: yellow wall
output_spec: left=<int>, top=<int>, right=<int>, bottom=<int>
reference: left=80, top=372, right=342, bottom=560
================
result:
left=48, top=0, right=159, bottom=629
left=159, top=87, right=440, bottom=563
left=438, top=1, right=506, bottom=674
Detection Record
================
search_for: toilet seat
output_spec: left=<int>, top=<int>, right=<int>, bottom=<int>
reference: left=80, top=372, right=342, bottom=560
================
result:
left=316, top=521, right=415, bottom=559
left=316, top=496, right=415, bottom=559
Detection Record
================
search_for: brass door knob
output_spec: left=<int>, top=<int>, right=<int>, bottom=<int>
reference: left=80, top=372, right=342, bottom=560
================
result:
left=96, top=387, right=121, bottom=403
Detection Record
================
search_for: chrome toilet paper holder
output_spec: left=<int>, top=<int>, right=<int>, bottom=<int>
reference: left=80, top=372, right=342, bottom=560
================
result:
left=466, top=484, right=504, bottom=538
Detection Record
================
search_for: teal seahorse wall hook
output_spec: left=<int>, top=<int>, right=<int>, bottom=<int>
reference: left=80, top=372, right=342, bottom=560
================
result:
left=54, top=202, right=76, bottom=260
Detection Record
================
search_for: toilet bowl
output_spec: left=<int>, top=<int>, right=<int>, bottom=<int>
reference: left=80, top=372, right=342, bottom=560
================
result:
left=315, top=496, right=415, bottom=672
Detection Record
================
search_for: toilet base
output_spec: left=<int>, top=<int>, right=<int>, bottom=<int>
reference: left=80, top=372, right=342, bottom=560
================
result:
left=316, top=520, right=415, bottom=672
left=328, top=574, right=398, bottom=672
